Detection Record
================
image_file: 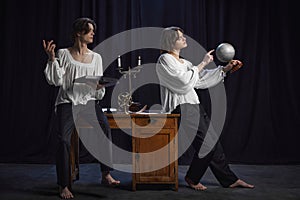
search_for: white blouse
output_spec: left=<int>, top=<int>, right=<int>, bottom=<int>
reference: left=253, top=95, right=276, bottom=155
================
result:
left=44, top=48, right=105, bottom=106
left=156, top=53, right=226, bottom=113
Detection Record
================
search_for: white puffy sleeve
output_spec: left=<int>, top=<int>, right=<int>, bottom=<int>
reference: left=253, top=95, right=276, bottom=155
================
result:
left=93, top=53, right=105, bottom=100
left=44, top=49, right=65, bottom=87
left=156, top=54, right=199, bottom=94
left=194, top=66, right=226, bottom=89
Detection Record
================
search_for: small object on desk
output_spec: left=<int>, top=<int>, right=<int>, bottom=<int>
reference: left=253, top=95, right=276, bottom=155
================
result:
left=129, top=102, right=142, bottom=112
left=102, top=108, right=117, bottom=113
left=128, top=104, right=147, bottom=113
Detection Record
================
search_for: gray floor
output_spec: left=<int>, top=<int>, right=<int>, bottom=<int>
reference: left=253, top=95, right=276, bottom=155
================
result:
left=1, top=163, right=300, bottom=200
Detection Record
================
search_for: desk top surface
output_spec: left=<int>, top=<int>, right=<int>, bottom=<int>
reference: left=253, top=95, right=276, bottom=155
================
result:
left=105, top=112, right=180, bottom=118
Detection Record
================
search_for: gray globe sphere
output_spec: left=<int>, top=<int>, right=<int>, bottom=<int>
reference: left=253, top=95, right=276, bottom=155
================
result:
left=215, top=43, right=235, bottom=62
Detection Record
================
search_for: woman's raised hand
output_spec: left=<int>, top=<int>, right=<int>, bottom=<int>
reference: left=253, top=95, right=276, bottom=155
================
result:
left=43, top=40, right=56, bottom=61
left=198, top=49, right=214, bottom=71
left=202, top=49, right=214, bottom=64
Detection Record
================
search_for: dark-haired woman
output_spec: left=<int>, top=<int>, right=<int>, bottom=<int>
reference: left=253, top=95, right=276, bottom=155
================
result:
left=43, top=17, right=120, bottom=199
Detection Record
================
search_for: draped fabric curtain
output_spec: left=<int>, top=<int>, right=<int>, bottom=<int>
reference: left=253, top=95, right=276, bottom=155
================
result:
left=1, top=0, right=299, bottom=164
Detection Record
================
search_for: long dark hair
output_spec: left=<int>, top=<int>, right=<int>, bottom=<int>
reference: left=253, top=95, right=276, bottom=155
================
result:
left=71, top=17, right=97, bottom=42
left=160, top=26, right=184, bottom=54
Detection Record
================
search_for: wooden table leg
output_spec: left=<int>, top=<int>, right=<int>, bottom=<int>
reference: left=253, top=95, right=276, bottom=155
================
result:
left=132, top=173, right=136, bottom=191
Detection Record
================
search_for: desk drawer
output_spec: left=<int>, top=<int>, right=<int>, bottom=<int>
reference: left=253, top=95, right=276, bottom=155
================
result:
left=134, top=117, right=176, bottom=128
left=108, top=118, right=131, bottom=129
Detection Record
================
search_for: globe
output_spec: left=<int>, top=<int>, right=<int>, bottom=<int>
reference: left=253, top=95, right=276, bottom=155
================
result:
left=215, top=43, right=235, bottom=62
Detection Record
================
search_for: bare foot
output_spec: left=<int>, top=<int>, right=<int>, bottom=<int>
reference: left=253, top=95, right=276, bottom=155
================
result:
left=101, top=172, right=120, bottom=187
left=59, top=186, right=74, bottom=199
left=185, top=176, right=207, bottom=191
left=229, top=179, right=254, bottom=189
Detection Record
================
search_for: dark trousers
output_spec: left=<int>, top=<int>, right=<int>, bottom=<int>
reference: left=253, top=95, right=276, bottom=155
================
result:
left=55, top=101, right=112, bottom=188
left=172, top=103, right=238, bottom=187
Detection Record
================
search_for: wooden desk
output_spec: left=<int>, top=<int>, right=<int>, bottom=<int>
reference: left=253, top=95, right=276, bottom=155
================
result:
left=106, top=113, right=180, bottom=191
left=71, top=113, right=180, bottom=191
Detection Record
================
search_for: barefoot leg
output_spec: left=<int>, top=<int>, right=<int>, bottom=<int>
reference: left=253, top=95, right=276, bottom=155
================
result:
left=101, top=171, right=120, bottom=186
left=185, top=176, right=207, bottom=191
left=229, top=179, right=254, bottom=189
left=59, top=186, right=74, bottom=199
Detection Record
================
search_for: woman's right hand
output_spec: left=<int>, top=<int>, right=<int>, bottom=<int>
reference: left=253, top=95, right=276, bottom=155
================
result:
left=43, top=40, right=56, bottom=61
left=198, top=49, right=214, bottom=71
left=202, top=49, right=214, bottom=64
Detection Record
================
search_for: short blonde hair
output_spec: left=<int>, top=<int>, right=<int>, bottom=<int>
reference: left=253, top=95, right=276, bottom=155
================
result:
left=160, top=26, right=184, bottom=53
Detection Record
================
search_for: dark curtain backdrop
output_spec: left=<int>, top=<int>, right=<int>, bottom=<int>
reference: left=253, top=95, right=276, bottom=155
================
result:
left=1, top=0, right=299, bottom=164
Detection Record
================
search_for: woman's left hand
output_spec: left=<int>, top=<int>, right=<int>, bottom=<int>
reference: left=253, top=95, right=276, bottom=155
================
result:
left=223, top=60, right=243, bottom=73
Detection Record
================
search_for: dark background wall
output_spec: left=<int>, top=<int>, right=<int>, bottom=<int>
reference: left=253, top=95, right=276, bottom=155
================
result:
left=1, top=0, right=299, bottom=164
